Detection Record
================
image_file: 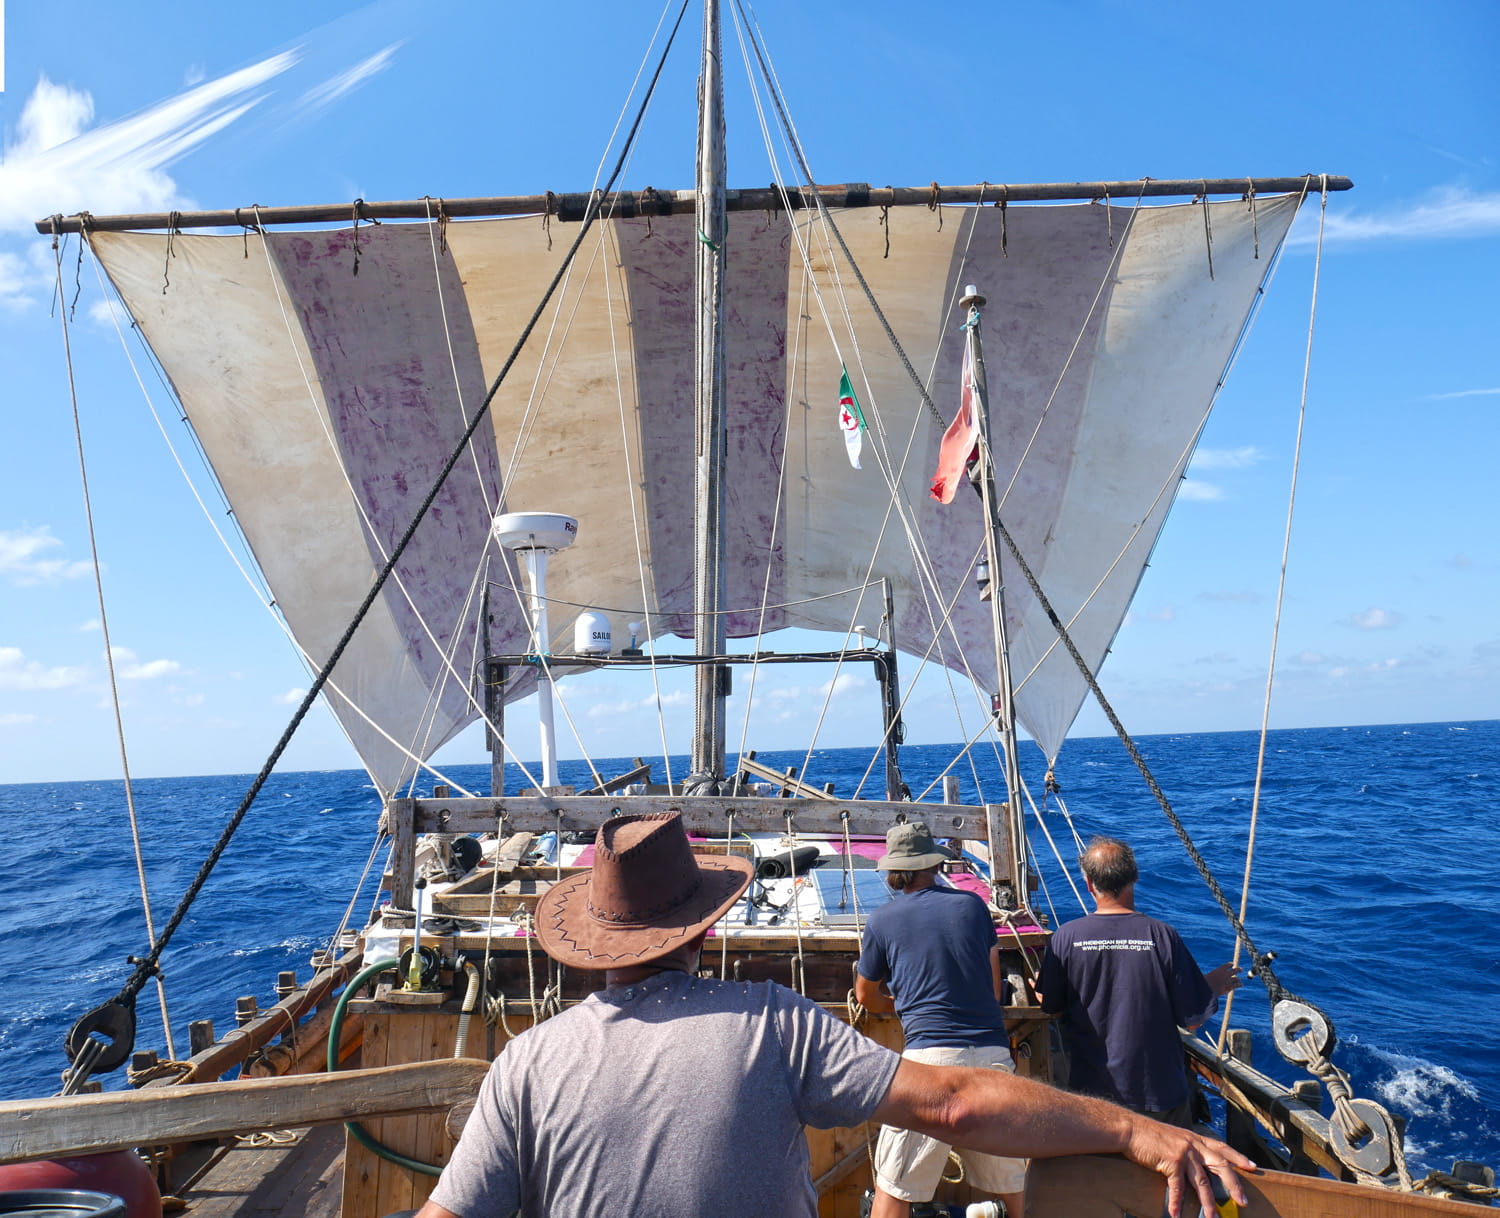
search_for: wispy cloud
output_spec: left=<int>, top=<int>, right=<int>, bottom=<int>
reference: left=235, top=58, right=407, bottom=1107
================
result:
left=109, top=646, right=183, bottom=680
left=1292, top=186, right=1500, bottom=246
left=1427, top=387, right=1500, bottom=401
left=0, top=527, right=91, bottom=585
left=1190, top=446, right=1262, bottom=471
left=1177, top=480, right=1224, bottom=502
left=819, top=672, right=869, bottom=698
left=299, top=44, right=403, bottom=114
left=0, top=54, right=299, bottom=236
left=0, top=646, right=89, bottom=690
left=1349, top=607, right=1403, bottom=630
left=0, top=712, right=40, bottom=727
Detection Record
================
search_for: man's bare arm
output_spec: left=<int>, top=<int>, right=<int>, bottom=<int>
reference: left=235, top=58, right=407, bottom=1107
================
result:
left=414, top=1204, right=459, bottom=1218
left=854, top=971, right=895, bottom=1013
left=871, top=1060, right=1254, bottom=1218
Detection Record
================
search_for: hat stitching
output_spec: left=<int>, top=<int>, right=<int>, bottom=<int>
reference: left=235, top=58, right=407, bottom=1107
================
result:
left=586, top=872, right=704, bottom=925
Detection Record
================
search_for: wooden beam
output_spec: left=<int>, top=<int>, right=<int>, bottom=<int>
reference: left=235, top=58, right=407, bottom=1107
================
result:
left=577, top=758, right=652, bottom=795
left=0, top=1059, right=489, bottom=1166
left=35, top=176, right=1354, bottom=234
left=1027, top=1154, right=1478, bottom=1217
left=737, top=755, right=837, bottom=800
left=171, top=950, right=358, bottom=1084
left=1183, top=1035, right=1348, bottom=1180
left=400, top=794, right=990, bottom=837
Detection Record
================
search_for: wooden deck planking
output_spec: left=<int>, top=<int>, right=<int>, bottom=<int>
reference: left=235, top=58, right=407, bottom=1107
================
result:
left=175, top=1124, right=343, bottom=1218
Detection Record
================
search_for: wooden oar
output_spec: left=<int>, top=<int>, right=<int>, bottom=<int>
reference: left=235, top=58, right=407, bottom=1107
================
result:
left=1028, top=1154, right=1478, bottom=1217
left=0, top=1058, right=489, bottom=1166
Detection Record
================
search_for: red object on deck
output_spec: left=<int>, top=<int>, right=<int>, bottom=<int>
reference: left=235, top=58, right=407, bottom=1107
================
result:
left=0, top=1150, right=162, bottom=1217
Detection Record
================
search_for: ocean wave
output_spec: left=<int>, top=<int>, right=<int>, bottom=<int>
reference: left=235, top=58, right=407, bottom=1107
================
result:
left=1356, top=1039, right=1481, bottom=1120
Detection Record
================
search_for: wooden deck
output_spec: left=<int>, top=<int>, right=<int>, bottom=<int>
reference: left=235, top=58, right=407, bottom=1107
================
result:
left=173, top=1124, right=344, bottom=1218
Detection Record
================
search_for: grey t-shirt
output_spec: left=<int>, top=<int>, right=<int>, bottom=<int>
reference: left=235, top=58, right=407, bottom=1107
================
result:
left=429, top=970, right=901, bottom=1217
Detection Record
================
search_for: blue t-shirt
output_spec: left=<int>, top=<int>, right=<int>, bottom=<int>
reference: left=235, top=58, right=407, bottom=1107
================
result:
left=1038, top=910, right=1213, bottom=1112
left=856, top=883, right=1008, bottom=1050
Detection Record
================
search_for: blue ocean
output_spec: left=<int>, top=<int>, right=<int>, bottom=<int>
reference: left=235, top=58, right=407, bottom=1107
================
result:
left=2, top=720, right=1496, bottom=1181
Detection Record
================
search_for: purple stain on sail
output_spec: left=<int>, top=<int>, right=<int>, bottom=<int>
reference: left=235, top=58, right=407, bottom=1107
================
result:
left=614, top=216, right=791, bottom=640
left=267, top=225, right=504, bottom=734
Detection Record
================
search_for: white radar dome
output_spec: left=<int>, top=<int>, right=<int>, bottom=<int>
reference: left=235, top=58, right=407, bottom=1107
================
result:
left=574, top=611, right=612, bottom=656
left=492, top=512, right=578, bottom=552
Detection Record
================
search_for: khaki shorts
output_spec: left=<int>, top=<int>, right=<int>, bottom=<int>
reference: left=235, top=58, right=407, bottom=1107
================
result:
left=874, top=1043, right=1028, bottom=1202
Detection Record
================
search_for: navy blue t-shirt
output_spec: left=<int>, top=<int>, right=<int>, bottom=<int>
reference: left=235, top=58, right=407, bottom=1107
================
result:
left=1038, top=910, right=1213, bottom=1112
left=856, top=884, right=1007, bottom=1050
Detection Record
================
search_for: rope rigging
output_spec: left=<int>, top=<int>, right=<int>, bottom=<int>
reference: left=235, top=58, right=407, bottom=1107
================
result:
left=58, top=0, right=696, bottom=1084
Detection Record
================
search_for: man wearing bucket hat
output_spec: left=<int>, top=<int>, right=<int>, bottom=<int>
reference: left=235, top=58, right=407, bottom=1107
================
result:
left=418, top=812, right=1252, bottom=1218
left=854, top=821, right=1026, bottom=1218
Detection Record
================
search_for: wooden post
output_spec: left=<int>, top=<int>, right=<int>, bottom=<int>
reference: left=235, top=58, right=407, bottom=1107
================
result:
left=188, top=1020, right=215, bottom=1056
left=1224, top=1030, right=1259, bottom=1157
left=235, top=997, right=258, bottom=1027
left=943, top=775, right=961, bottom=804
left=388, top=797, right=416, bottom=910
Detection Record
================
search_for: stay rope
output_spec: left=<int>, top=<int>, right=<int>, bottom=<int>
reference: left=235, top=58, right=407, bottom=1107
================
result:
left=1218, top=180, right=1324, bottom=1052
left=72, top=0, right=695, bottom=1053
left=52, top=238, right=177, bottom=1064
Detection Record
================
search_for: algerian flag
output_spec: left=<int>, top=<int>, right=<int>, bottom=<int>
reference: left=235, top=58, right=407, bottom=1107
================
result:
left=838, top=366, right=867, bottom=469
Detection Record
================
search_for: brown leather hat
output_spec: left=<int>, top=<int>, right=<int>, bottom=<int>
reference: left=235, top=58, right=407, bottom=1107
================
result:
left=534, top=812, right=753, bottom=969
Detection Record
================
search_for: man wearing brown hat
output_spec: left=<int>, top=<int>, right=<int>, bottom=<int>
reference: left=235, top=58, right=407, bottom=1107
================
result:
left=418, top=812, right=1251, bottom=1218
left=855, top=821, right=1026, bottom=1218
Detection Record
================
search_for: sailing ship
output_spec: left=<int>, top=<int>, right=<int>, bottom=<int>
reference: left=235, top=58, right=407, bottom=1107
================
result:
left=1, top=3, right=1488, bottom=1216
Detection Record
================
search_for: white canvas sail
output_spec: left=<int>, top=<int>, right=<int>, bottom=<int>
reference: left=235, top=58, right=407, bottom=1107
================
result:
left=90, top=193, right=1299, bottom=790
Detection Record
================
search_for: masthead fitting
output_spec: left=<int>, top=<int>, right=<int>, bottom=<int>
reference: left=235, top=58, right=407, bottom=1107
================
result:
left=959, top=284, right=987, bottom=310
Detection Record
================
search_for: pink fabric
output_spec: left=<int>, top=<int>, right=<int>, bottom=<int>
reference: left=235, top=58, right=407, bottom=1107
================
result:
left=930, top=336, right=979, bottom=503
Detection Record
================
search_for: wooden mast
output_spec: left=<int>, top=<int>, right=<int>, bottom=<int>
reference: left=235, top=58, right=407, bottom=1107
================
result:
left=690, top=0, right=729, bottom=788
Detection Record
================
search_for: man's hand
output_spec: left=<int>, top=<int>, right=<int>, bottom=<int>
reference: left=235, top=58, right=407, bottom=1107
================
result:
left=1204, top=962, right=1243, bottom=998
left=1123, top=1119, right=1254, bottom=1218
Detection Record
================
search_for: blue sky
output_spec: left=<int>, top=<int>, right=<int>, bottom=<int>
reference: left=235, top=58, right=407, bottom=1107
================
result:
left=1, top=0, right=1496, bottom=785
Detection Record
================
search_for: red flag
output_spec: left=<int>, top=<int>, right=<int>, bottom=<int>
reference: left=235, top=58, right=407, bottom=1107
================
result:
left=930, top=337, right=980, bottom=503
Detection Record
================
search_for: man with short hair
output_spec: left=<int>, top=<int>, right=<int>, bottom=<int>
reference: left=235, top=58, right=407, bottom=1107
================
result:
left=417, top=813, right=1252, bottom=1218
left=854, top=821, right=1026, bottom=1218
left=1039, top=836, right=1242, bottom=1127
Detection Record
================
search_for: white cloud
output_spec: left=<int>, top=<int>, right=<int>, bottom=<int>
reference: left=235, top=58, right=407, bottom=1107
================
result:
left=0, top=527, right=91, bottom=585
left=1177, top=480, right=1224, bottom=502
left=1292, top=186, right=1500, bottom=246
left=0, top=712, right=40, bottom=726
left=1144, top=605, right=1176, bottom=623
left=1293, top=651, right=1324, bottom=665
left=299, top=45, right=403, bottom=113
left=109, top=646, right=182, bottom=679
left=1190, top=445, right=1262, bottom=471
left=1427, top=387, right=1500, bottom=401
left=276, top=687, right=307, bottom=705
left=818, top=672, right=869, bottom=698
left=0, top=646, right=89, bottom=690
left=0, top=56, right=299, bottom=237
left=1350, top=607, right=1403, bottom=630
